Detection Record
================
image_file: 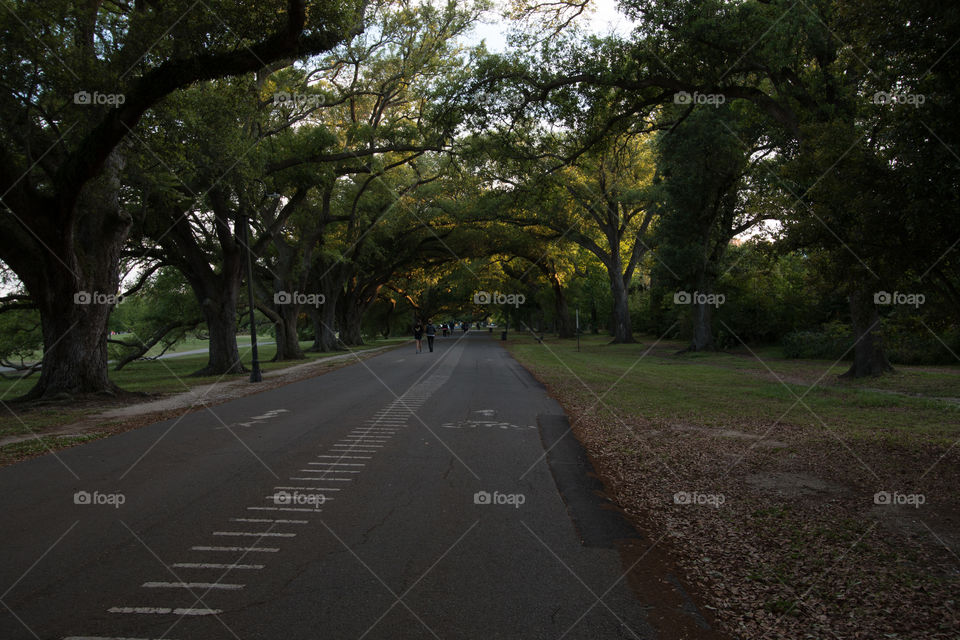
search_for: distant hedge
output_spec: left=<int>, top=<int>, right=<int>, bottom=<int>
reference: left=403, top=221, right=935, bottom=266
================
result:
left=782, top=322, right=853, bottom=360
left=782, top=321, right=960, bottom=365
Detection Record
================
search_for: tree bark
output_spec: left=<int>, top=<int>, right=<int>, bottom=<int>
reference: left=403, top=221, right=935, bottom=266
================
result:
left=315, top=298, right=340, bottom=351
left=197, top=293, right=244, bottom=376
left=841, top=284, right=893, bottom=378
left=27, top=269, right=120, bottom=399
left=688, top=272, right=717, bottom=352
left=272, top=300, right=305, bottom=361
left=689, top=301, right=716, bottom=351
left=550, top=273, right=575, bottom=338
left=609, top=274, right=634, bottom=343
left=15, top=154, right=130, bottom=399
left=337, top=298, right=365, bottom=346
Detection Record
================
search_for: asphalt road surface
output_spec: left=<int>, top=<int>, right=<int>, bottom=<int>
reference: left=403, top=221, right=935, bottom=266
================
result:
left=0, top=331, right=713, bottom=639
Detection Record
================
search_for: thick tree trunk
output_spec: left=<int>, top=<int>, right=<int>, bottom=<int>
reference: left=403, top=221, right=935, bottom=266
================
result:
left=27, top=270, right=121, bottom=399
left=337, top=300, right=365, bottom=346
left=18, top=155, right=129, bottom=400
left=688, top=272, right=717, bottom=352
left=550, top=274, right=574, bottom=339
left=841, top=284, right=893, bottom=378
left=609, top=275, right=635, bottom=343
left=272, top=300, right=305, bottom=361
left=689, top=302, right=716, bottom=351
left=309, top=308, right=323, bottom=352
left=197, top=296, right=244, bottom=376
left=310, top=287, right=340, bottom=352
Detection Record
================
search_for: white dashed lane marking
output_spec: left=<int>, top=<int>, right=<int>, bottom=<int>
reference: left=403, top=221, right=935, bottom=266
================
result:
left=141, top=582, right=243, bottom=590
left=171, top=563, right=264, bottom=570
left=107, top=607, right=221, bottom=616
left=191, top=546, right=278, bottom=552
left=73, top=371, right=454, bottom=639
left=247, top=506, right=324, bottom=512
left=65, top=637, right=181, bottom=640
left=230, top=517, right=309, bottom=523
left=212, top=531, right=296, bottom=537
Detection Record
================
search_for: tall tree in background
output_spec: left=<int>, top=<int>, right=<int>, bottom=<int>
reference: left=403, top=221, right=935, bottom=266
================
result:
left=512, top=134, right=656, bottom=343
left=653, top=104, right=770, bottom=351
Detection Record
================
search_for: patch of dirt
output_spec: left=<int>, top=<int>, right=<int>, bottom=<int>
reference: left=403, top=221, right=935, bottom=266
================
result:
left=669, top=423, right=788, bottom=449
left=744, top=472, right=850, bottom=498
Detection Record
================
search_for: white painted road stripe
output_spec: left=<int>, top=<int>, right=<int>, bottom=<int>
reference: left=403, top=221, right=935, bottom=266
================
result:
left=296, top=469, right=361, bottom=473
left=248, top=506, right=326, bottom=511
left=64, top=637, right=180, bottom=640
left=331, top=444, right=382, bottom=448
left=230, top=518, right=309, bottom=523
left=191, top=546, right=278, bottom=552
left=289, top=477, right=352, bottom=481
left=316, top=455, right=371, bottom=459
left=108, top=607, right=222, bottom=615
left=172, top=563, right=264, bottom=570
left=307, top=462, right=366, bottom=466
left=142, top=581, right=243, bottom=590
left=273, top=486, right=341, bottom=491
left=213, top=531, right=296, bottom=537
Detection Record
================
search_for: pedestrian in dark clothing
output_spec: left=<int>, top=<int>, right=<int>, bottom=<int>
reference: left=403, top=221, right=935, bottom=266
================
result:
left=413, top=321, right=424, bottom=353
left=425, top=322, right=436, bottom=352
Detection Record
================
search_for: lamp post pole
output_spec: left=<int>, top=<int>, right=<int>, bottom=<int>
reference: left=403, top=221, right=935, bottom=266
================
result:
left=243, top=215, right=262, bottom=383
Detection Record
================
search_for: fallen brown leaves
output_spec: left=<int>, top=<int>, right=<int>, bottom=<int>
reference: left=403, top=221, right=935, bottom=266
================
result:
left=538, top=375, right=959, bottom=640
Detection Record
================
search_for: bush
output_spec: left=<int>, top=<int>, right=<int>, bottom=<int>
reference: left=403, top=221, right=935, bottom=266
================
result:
left=884, top=322, right=960, bottom=365
left=781, top=319, right=960, bottom=365
left=781, top=321, right=853, bottom=360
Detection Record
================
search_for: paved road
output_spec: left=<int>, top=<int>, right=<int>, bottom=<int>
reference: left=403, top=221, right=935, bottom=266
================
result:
left=0, top=332, right=712, bottom=639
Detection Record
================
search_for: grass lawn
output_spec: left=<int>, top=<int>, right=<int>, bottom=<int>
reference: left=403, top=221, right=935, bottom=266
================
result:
left=506, top=332, right=960, bottom=639
left=510, top=334, right=959, bottom=442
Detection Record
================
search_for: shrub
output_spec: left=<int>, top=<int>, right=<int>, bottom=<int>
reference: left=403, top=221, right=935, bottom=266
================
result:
left=781, top=321, right=853, bottom=360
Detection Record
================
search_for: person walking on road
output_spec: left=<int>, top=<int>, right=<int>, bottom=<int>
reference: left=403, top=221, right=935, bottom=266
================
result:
left=425, top=321, right=437, bottom=352
left=413, top=320, right=424, bottom=353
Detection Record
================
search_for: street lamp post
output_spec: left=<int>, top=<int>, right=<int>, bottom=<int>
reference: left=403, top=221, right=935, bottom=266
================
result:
left=243, top=215, right=262, bottom=383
